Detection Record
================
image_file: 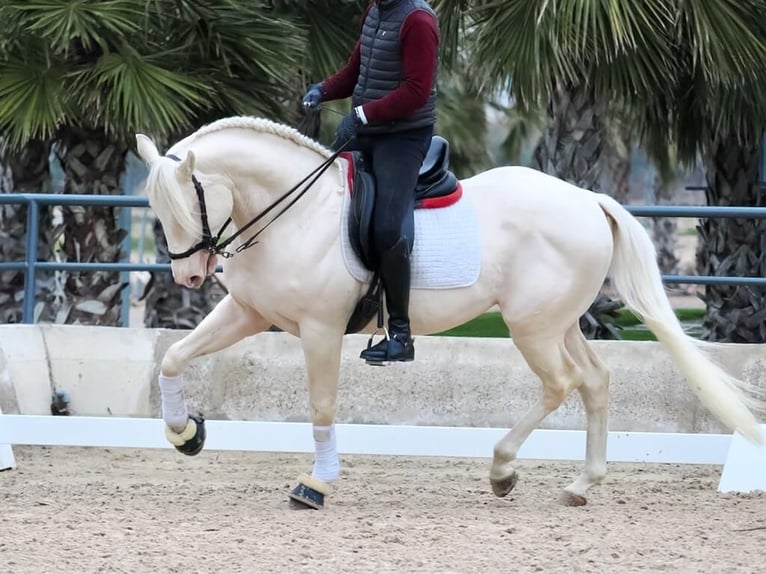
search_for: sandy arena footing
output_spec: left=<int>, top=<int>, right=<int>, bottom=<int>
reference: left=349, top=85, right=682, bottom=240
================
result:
left=2, top=446, right=765, bottom=573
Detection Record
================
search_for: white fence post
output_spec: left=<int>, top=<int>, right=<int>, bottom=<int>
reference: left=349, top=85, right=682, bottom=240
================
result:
left=0, top=406, right=16, bottom=472
left=718, top=424, right=766, bottom=494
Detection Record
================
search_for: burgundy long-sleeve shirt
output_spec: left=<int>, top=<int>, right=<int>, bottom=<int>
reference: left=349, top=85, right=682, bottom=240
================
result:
left=320, top=8, right=439, bottom=125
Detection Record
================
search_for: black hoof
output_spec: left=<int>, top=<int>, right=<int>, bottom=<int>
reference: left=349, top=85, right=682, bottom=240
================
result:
left=490, top=472, right=518, bottom=498
left=287, top=474, right=331, bottom=510
left=166, top=415, right=206, bottom=456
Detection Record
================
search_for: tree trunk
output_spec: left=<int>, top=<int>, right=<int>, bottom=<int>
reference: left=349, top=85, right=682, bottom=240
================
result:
left=652, top=169, right=680, bottom=277
left=0, top=140, right=54, bottom=324
left=697, top=134, right=765, bottom=342
left=605, top=122, right=632, bottom=204
left=55, top=129, right=129, bottom=326
left=533, top=82, right=604, bottom=192
left=142, top=218, right=225, bottom=329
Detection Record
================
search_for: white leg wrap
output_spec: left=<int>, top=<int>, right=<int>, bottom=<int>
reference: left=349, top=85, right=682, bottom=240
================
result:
left=159, top=374, right=188, bottom=431
left=311, top=424, right=340, bottom=483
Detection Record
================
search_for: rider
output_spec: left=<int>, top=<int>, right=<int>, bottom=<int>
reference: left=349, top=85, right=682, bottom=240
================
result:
left=302, top=0, right=440, bottom=364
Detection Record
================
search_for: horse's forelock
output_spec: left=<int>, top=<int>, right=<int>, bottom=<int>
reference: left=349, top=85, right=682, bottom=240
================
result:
left=145, top=157, right=201, bottom=239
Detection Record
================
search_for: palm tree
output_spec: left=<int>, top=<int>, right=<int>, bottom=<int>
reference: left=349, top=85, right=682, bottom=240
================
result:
left=656, top=2, right=766, bottom=342
left=0, top=139, right=54, bottom=323
left=466, top=2, right=675, bottom=191
left=650, top=145, right=682, bottom=281
left=0, top=0, right=305, bottom=326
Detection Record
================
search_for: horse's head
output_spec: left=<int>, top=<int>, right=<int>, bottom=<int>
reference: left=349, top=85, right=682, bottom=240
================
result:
left=136, top=134, right=234, bottom=289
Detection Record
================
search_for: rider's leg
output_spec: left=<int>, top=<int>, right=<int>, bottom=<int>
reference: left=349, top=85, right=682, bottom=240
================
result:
left=360, top=125, right=432, bottom=363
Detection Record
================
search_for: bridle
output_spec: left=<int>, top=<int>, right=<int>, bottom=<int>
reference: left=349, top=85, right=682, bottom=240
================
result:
left=163, top=159, right=232, bottom=260
left=164, top=117, right=350, bottom=261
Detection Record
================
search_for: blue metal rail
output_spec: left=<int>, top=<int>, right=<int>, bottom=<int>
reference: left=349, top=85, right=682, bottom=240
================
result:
left=2, top=193, right=766, bottom=325
left=0, top=194, right=159, bottom=325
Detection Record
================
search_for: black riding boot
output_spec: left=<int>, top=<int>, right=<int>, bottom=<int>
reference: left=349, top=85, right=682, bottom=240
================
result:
left=360, top=237, right=415, bottom=364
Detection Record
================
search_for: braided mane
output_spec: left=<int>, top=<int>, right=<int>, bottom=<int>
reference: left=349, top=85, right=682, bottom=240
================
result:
left=179, top=115, right=334, bottom=159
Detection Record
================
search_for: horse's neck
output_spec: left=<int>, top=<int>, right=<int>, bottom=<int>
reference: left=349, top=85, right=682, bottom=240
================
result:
left=198, top=130, right=343, bottom=236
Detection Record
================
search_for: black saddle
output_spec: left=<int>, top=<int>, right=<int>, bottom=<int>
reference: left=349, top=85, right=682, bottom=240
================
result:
left=348, top=135, right=459, bottom=272
left=344, top=136, right=459, bottom=334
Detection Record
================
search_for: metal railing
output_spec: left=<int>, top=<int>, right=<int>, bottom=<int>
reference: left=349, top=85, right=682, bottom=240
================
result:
left=3, top=193, right=766, bottom=325
left=0, top=194, right=156, bottom=325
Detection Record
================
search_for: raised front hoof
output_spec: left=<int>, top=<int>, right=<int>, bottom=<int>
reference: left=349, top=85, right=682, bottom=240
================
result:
left=560, top=490, right=587, bottom=507
left=165, top=415, right=206, bottom=456
left=490, top=471, right=518, bottom=498
left=287, top=473, right=331, bottom=510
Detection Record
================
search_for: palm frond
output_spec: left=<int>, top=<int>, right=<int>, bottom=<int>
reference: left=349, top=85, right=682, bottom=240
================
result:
left=466, top=0, right=675, bottom=108
left=0, top=54, right=69, bottom=149
left=430, top=0, right=471, bottom=71
left=71, top=48, right=212, bottom=136
left=265, top=0, right=366, bottom=81
left=8, top=0, right=143, bottom=53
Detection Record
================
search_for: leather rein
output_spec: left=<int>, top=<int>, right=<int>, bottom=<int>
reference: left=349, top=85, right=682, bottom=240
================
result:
left=165, top=124, right=349, bottom=261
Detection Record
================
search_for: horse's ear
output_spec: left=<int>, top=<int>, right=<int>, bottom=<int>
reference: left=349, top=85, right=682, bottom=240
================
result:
left=177, top=150, right=196, bottom=179
left=136, top=134, right=160, bottom=164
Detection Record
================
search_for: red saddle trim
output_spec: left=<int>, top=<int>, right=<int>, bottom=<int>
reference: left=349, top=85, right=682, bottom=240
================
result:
left=340, top=152, right=462, bottom=210
left=341, top=151, right=355, bottom=191
left=416, top=182, right=462, bottom=209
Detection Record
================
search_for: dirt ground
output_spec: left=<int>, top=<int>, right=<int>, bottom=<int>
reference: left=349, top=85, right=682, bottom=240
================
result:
left=2, top=447, right=764, bottom=574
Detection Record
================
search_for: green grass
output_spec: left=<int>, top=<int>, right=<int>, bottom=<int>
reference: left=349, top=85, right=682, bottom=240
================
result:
left=432, top=308, right=706, bottom=341
left=435, top=312, right=510, bottom=338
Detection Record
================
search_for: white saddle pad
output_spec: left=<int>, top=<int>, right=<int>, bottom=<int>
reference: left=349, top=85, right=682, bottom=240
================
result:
left=339, top=187, right=482, bottom=289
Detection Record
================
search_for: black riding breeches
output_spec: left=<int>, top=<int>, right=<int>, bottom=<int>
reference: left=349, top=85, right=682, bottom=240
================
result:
left=349, top=125, right=433, bottom=256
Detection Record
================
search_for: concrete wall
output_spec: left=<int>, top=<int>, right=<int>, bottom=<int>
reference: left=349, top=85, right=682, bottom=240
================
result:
left=1, top=325, right=765, bottom=434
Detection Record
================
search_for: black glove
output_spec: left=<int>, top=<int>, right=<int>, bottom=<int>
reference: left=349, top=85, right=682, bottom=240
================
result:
left=333, top=109, right=362, bottom=148
left=302, top=83, right=323, bottom=109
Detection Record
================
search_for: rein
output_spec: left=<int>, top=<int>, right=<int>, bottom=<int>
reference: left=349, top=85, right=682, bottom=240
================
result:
left=165, top=112, right=349, bottom=260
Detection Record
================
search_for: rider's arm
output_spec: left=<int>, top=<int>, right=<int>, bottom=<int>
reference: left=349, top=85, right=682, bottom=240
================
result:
left=355, top=10, right=439, bottom=125
left=320, top=41, right=361, bottom=102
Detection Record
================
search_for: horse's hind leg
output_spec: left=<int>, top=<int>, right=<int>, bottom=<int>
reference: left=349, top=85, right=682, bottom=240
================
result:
left=490, top=333, right=581, bottom=500
left=561, top=324, right=611, bottom=506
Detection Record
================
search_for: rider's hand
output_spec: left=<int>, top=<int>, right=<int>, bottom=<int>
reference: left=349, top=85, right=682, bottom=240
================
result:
left=333, top=109, right=362, bottom=147
left=302, top=83, right=323, bottom=109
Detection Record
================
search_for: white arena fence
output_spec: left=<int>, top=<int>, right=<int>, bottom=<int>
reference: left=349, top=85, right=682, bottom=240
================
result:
left=1, top=413, right=764, bottom=494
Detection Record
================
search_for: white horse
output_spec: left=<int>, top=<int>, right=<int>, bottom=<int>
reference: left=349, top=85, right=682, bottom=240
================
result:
left=136, top=116, right=763, bottom=509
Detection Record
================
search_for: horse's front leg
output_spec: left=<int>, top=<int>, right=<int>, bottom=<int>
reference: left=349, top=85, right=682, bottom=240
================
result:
left=159, top=294, right=270, bottom=454
left=287, top=320, right=344, bottom=510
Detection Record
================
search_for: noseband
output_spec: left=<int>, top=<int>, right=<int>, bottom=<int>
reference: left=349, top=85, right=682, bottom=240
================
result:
left=164, top=138, right=350, bottom=261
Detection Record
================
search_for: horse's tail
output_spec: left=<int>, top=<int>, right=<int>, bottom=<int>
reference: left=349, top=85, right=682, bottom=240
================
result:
left=595, top=193, right=764, bottom=445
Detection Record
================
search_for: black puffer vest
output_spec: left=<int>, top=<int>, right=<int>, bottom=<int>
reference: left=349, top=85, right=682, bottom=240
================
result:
left=352, top=0, right=438, bottom=134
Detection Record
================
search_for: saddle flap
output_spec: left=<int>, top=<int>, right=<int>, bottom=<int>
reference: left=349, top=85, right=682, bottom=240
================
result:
left=348, top=153, right=377, bottom=270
